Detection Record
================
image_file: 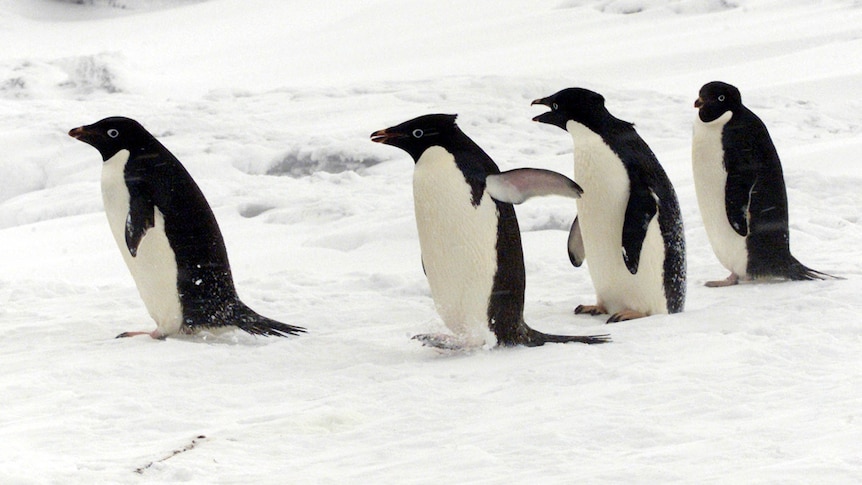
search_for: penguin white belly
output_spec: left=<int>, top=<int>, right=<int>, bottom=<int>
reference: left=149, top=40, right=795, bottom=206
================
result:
left=413, top=146, right=498, bottom=347
left=101, top=150, right=184, bottom=335
left=567, top=121, right=668, bottom=316
left=692, top=112, right=748, bottom=277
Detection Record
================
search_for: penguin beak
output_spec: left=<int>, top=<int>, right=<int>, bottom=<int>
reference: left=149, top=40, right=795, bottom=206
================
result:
left=694, top=97, right=704, bottom=108
left=531, top=97, right=550, bottom=109
left=531, top=97, right=550, bottom=123
left=68, top=126, right=88, bottom=140
left=68, top=125, right=103, bottom=147
left=370, top=128, right=406, bottom=145
left=531, top=97, right=567, bottom=129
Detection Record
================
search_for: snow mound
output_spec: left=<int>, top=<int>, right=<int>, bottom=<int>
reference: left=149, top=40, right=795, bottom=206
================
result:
left=560, top=0, right=738, bottom=14
left=0, top=53, right=125, bottom=98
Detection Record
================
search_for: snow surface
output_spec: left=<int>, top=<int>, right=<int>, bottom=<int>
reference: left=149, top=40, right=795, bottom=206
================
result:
left=1, top=0, right=861, bottom=483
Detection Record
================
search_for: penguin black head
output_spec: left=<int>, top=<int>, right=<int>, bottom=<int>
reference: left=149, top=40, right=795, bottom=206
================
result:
left=695, top=81, right=743, bottom=123
left=69, top=116, right=153, bottom=162
left=531, top=88, right=609, bottom=132
left=370, top=114, right=459, bottom=162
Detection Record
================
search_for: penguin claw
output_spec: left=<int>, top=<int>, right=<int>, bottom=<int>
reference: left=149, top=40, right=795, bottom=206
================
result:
left=705, top=273, right=740, bottom=288
left=574, top=304, right=607, bottom=316
left=606, top=310, right=648, bottom=324
left=116, top=330, right=166, bottom=340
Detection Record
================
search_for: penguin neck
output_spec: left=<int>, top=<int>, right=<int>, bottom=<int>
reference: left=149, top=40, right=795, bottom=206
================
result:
left=695, top=110, right=733, bottom=130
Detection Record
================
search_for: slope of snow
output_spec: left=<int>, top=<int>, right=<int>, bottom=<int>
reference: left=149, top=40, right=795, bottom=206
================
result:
left=1, top=0, right=861, bottom=483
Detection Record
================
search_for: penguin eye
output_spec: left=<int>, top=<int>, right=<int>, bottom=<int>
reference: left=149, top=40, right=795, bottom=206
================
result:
left=718, top=95, right=726, bottom=102
left=107, top=129, right=119, bottom=138
left=552, top=103, right=559, bottom=110
left=412, top=129, right=424, bottom=138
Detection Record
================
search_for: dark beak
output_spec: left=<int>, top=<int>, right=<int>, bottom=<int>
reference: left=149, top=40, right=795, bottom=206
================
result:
left=370, top=128, right=406, bottom=145
left=531, top=97, right=549, bottom=106
left=531, top=97, right=550, bottom=110
left=694, top=97, right=704, bottom=108
left=530, top=97, right=566, bottom=129
left=68, top=126, right=88, bottom=140
left=531, top=97, right=552, bottom=123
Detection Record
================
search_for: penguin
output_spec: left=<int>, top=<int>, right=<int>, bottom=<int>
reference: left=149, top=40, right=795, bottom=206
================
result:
left=532, top=88, right=686, bottom=323
left=692, top=81, right=835, bottom=286
left=69, top=116, right=305, bottom=339
left=370, top=114, right=610, bottom=349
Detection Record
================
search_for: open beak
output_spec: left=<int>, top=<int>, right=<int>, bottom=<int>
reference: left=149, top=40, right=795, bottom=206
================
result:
left=531, top=97, right=551, bottom=123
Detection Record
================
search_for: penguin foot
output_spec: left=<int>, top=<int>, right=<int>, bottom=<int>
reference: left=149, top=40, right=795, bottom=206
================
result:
left=574, top=304, right=608, bottom=316
left=606, top=310, right=647, bottom=323
left=116, top=330, right=167, bottom=340
left=412, top=333, right=467, bottom=351
left=705, top=273, right=740, bottom=288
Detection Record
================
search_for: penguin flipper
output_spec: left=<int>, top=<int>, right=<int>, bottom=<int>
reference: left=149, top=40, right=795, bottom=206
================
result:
left=568, top=216, right=585, bottom=267
left=621, top=187, right=658, bottom=274
left=725, top=171, right=755, bottom=237
left=485, top=168, right=583, bottom=204
left=125, top=192, right=155, bottom=257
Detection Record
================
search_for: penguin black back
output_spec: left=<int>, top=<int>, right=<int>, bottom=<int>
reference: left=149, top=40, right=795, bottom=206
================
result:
left=372, top=114, right=609, bottom=347
left=695, top=81, right=834, bottom=281
left=534, top=88, right=686, bottom=314
left=70, top=117, right=305, bottom=338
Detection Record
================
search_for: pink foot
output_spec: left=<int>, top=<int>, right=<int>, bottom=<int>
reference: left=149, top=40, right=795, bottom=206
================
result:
left=116, top=330, right=166, bottom=340
left=705, top=273, right=740, bottom=288
left=575, top=304, right=608, bottom=316
left=606, top=309, right=648, bottom=323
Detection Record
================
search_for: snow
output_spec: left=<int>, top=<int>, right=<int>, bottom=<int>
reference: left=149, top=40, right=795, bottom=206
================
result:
left=1, top=0, right=861, bottom=482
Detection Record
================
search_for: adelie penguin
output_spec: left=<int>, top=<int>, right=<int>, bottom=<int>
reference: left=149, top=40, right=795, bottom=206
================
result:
left=69, top=117, right=305, bottom=339
left=692, top=81, right=836, bottom=286
left=370, top=114, right=609, bottom=350
left=532, top=88, right=686, bottom=323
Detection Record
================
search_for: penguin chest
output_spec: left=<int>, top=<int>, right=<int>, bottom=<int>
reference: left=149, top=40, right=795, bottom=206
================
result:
left=101, top=150, right=183, bottom=335
left=692, top=112, right=748, bottom=276
left=412, top=147, right=498, bottom=343
left=567, top=122, right=667, bottom=315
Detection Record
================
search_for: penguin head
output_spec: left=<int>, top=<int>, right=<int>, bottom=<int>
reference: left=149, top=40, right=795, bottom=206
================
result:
left=69, top=116, right=152, bottom=161
left=532, top=88, right=609, bottom=132
left=370, top=114, right=459, bottom=162
left=695, top=81, right=742, bottom=123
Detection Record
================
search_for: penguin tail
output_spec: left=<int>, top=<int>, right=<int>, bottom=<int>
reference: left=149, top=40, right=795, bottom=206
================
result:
left=783, top=257, right=842, bottom=282
left=232, top=303, right=306, bottom=337
left=520, top=326, right=611, bottom=347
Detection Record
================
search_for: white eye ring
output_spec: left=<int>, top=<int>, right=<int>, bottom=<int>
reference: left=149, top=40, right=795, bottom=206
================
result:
left=718, top=95, right=726, bottom=102
left=552, top=103, right=559, bottom=110
left=107, top=129, right=119, bottom=138
left=412, top=129, right=424, bottom=138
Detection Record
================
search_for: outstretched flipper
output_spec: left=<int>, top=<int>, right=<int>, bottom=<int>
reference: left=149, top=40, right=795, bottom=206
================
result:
left=621, top=186, right=658, bottom=274
left=485, top=168, right=582, bottom=204
left=568, top=216, right=585, bottom=267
